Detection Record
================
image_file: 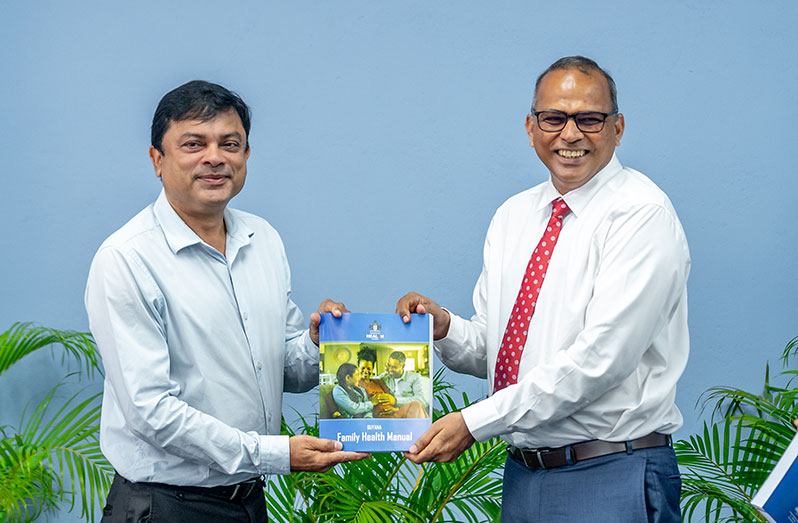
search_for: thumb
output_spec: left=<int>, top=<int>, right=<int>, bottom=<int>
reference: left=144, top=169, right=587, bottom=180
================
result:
left=315, top=438, right=343, bottom=452
left=408, top=424, right=438, bottom=455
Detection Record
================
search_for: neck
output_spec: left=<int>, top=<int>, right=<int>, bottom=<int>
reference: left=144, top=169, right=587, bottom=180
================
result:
left=170, top=202, right=228, bottom=255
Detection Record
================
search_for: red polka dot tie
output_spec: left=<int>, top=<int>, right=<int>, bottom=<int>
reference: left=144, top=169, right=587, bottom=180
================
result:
left=493, top=198, right=571, bottom=392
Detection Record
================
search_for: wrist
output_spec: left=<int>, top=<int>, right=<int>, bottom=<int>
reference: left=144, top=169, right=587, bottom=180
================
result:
left=435, top=309, right=451, bottom=340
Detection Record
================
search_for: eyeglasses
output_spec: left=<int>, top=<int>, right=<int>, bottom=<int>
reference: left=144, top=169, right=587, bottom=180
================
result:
left=531, top=109, right=618, bottom=133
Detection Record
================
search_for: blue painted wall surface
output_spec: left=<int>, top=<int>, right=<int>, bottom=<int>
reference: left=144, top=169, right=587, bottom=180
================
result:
left=2, top=1, right=797, bottom=521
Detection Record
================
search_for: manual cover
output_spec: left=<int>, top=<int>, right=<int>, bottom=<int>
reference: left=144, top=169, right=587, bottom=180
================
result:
left=318, top=312, right=433, bottom=452
left=752, top=431, right=798, bottom=522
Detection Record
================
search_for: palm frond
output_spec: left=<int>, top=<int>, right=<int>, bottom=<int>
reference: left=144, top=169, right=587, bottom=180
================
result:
left=676, top=335, right=798, bottom=522
left=0, top=385, right=113, bottom=523
left=266, top=374, right=506, bottom=523
left=0, top=322, right=100, bottom=377
left=780, top=335, right=798, bottom=368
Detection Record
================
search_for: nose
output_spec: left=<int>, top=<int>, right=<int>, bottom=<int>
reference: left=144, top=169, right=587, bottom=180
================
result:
left=560, top=116, right=584, bottom=142
left=203, top=143, right=224, bottom=166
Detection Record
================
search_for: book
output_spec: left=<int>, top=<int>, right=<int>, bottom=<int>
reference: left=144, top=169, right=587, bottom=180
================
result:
left=751, top=431, right=798, bottom=522
left=318, top=312, right=433, bottom=452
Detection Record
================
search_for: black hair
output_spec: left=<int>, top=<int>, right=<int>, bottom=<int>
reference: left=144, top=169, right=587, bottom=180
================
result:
left=389, top=351, right=407, bottom=364
left=151, top=80, right=251, bottom=153
left=357, top=347, right=377, bottom=364
left=336, top=363, right=363, bottom=403
left=533, top=56, right=618, bottom=113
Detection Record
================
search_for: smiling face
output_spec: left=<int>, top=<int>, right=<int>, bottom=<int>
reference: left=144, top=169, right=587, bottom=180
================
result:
left=385, top=358, right=404, bottom=379
left=149, top=109, right=250, bottom=222
left=358, top=359, right=374, bottom=381
left=526, top=68, right=624, bottom=194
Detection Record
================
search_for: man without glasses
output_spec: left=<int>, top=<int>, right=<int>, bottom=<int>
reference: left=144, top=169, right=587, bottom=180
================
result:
left=397, top=56, right=690, bottom=521
left=85, top=80, right=365, bottom=522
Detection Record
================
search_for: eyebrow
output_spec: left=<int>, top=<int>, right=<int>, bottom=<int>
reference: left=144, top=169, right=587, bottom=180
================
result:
left=178, top=132, right=244, bottom=141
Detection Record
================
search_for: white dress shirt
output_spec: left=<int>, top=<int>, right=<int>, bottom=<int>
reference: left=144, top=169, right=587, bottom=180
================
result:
left=438, top=155, right=690, bottom=449
left=85, top=190, right=318, bottom=485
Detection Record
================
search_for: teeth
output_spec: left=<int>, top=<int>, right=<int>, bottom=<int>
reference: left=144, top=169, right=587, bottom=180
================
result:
left=558, top=150, right=586, bottom=158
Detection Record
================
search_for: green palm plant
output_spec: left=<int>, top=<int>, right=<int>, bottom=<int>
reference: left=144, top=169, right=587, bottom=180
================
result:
left=266, top=370, right=506, bottom=522
left=0, top=322, right=114, bottom=522
left=675, top=336, right=798, bottom=522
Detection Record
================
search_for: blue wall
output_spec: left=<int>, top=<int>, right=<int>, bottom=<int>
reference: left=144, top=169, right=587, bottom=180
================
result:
left=2, top=1, right=797, bottom=520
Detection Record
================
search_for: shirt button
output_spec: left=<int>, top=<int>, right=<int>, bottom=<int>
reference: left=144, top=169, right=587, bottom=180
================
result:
left=243, top=312, right=249, bottom=321
left=257, top=362, right=262, bottom=370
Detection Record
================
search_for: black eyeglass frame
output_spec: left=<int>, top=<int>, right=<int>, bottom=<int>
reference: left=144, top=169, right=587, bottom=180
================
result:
left=531, top=109, right=619, bottom=133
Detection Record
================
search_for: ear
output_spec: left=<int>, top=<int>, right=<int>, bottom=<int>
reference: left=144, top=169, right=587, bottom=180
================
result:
left=149, top=146, right=164, bottom=179
left=525, top=114, right=536, bottom=149
left=613, top=113, right=625, bottom=146
left=245, top=143, right=251, bottom=161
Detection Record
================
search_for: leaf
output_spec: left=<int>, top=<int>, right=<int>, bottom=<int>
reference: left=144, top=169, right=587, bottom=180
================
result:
left=266, top=373, right=505, bottom=523
left=0, top=322, right=112, bottom=523
left=0, top=322, right=101, bottom=378
left=675, top=335, right=798, bottom=522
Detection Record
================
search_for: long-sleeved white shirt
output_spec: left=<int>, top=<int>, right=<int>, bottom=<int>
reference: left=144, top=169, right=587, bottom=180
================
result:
left=85, top=190, right=318, bottom=486
left=438, top=155, right=690, bottom=448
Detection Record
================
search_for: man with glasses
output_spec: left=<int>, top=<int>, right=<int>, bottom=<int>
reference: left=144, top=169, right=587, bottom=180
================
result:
left=396, top=56, right=689, bottom=521
left=378, top=351, right=429, bottom=418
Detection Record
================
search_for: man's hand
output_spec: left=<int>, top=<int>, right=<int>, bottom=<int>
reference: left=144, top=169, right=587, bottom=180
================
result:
left=403, top=412, right=475, bottom=463
left=395, top=292, right=451, bottom=340
left=289, top=435, right=369, bottom=473
left=309, top=299, right=349, bottom=346
left=379, top=406, right=399, bottom=416
left=371, top=393, right=394, bottom=406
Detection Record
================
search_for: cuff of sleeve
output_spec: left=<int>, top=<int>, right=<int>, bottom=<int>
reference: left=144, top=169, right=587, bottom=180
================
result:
left=461, top=398, right=503, bottom=443
left=257, top=435, right=291, bottom=475
left=434, top=308, right=464, bottom=353
left=305, top=330, right=319, bottom=353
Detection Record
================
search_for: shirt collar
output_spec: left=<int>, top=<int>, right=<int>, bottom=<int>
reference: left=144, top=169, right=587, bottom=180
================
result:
left=224, top=207, right=254, bottom=263
left=152, top=190, right=254, bottom=256
left=153, top=190, right=203, bottom=254
left=537, top=153, right=623, bottom=217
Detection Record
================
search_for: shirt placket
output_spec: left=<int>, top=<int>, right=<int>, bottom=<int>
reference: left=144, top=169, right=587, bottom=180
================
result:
left=222, top=246, right=272, bottom=433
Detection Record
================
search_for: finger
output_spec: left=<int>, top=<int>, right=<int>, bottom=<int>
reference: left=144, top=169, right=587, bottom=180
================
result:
left=315, top=451, right=370, bottom=472
left=403, top=451, right=425, bottom=464
left=412, top=435, right=442, bottom=463
left=332, top=451, right=370, bottom=463
left=310, top=311, right=321, bottom=327
left=314, top=437, right=344, bottom=452
left=407, top=422, right=439, bottom=455
left=318, top=299, right=348, bottom=317
left=396, top=292, right=421, bottom=323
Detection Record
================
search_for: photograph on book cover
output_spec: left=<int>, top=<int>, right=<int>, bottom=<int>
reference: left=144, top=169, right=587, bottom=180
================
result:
left=318, top=312, right=433, bottom=451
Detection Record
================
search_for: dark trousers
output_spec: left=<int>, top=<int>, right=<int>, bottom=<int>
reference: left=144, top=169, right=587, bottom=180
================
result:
left=102, top=474, right=268, bottom=523
left=501, top=445, right=682, bottom=522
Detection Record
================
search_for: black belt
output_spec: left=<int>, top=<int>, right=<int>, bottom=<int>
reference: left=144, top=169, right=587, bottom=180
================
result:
left=508, top=432, right=671, bottom=470
left=121, top=475, right=264, bottom=502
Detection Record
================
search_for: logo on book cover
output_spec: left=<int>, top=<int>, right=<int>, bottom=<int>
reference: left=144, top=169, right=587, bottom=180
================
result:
left=366, top=321, right=384, bottom=340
